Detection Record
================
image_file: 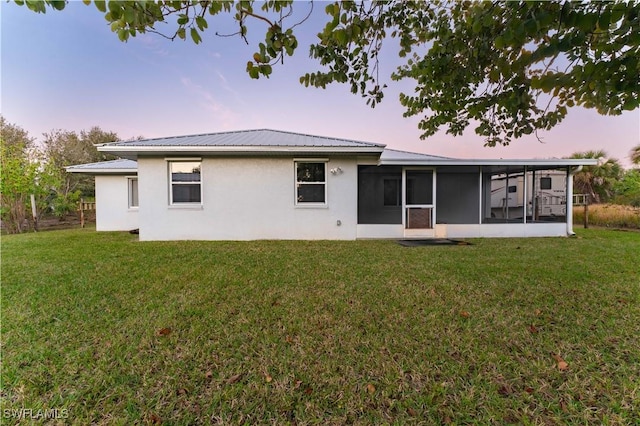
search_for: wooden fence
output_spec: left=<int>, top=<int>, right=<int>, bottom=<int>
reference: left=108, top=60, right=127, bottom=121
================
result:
left=572, top=194, right=590, bottom=228
left=79, top=199, right=96, bottom=228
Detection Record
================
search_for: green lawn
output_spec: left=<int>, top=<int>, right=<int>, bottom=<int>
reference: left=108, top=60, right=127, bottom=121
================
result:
left=1, top=229, right=639, bottom=425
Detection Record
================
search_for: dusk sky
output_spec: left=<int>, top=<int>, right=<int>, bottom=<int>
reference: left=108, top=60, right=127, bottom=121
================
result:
left=2, top=2, right=638, bottom=167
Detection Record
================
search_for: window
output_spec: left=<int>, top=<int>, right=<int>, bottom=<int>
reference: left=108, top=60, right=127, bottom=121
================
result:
left=540, top=177, right=552, bottom=190
left=128, top=178, right=139, bottom=208
left=169, top=161, right=201, bottom=204
left=508, top=185, right=517, bottom=193
left=295, top=161, right=326, bottom=204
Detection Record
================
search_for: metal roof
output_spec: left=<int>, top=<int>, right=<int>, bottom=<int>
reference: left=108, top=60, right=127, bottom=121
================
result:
left=380, top=148, right=454, bottom=162
left=89, top=129, right=599, bottom=169
left=98, top=129, right=386, bottom=158
left=65, top=159, right=138, bottom=174
left=381, top=157, right=598, bottom=167
left=379, top=149, right=598, bottom=169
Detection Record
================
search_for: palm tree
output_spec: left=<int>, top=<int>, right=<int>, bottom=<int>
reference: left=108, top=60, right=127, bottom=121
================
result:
left=569, top=150, right=623, bottom=203
left=631, top=144, right=640, bottom=165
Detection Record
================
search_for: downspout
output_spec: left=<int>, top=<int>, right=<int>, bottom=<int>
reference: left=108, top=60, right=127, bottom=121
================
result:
left=566, top=165, right=583, bottom=236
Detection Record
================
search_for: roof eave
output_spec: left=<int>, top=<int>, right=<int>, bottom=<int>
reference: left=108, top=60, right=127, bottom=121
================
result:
left=65, top=167, right=137, bottom=174
left=379, top=159, right=599, bottom=167
left=98, top=145, right=385, bottom=157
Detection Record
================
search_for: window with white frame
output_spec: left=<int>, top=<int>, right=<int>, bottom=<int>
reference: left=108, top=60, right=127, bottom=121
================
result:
left=169, top=161, right=201, bottom=204
left=295, top=161, right=327, bottom=205
left=128, top=177, right=139, bottom=208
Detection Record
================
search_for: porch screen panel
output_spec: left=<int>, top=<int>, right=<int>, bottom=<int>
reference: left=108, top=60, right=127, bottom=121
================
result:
left=436, top=168, right=480, bottom=224
left=531, top=169, right=568, bottom=222
left=482, top=167, right=526, bottom=223
left=406, top=171, right=433, bottom=204
left=358, top=166, right=402, bottom=224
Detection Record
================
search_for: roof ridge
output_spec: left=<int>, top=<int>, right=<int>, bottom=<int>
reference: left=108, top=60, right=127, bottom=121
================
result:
left=262, top=129, right=385, bottom=147
left=105, top=130, right=253, bottom=145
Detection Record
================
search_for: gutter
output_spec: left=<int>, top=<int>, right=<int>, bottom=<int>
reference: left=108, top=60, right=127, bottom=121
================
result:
left=379, top=158, right=599, bottom=167
left=65, top=168, right=138, bottom=175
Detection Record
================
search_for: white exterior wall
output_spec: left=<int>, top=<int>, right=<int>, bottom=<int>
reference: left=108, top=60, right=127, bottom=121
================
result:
left=356, top=224, right=405, bottom=239
left=95, top=175, right=138, bottom=231
left=441, top=223, right=568, bottom=238
left=356, top=223, right=568, bottom=239
left=137, top=156, right=358, bottom=241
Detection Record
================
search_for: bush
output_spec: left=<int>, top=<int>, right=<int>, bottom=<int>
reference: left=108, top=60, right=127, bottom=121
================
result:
left=613, top=169, right=640, bottom=207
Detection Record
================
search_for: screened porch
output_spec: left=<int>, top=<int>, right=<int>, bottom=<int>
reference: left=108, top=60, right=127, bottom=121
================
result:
left=356, top=163, right=575, bottom=239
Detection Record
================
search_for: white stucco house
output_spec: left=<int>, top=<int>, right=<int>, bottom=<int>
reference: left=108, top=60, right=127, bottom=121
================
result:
left=67, top=129, right=597, bottom=241
left=66, top=158, right=139, bottom=231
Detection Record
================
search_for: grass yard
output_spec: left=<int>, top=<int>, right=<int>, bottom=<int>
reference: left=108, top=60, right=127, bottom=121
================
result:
left=1, top=229, right=639, bottom=425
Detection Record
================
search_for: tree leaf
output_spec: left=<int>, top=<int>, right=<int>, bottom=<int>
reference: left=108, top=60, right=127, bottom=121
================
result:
left=49, top=0, right=66, bottom=11
left=196, top=16, right=208, bottom=30
left=117, top=28, right=129, bottom=41
left=190, top=28, right=202, bottom=44
left=177, top=14, right=189, bottom=25
left=123, top=7, right=135, bottom=24
left=560, top=398, right=568, bottom=412
left=157, top=327, right=171, bottom=336
left=94, top=0, right=106, bottom=13
left=107, top=1, right=121, bottom=19
left=259, top=64, right=272, bottom=76
left=552, top=353, right=569, bottom=371
left=226, top=373, right=244, bottom=384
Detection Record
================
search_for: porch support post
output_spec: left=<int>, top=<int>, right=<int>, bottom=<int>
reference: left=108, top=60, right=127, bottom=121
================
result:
left=523, top=166, right=527, bottom=224
left=478, top=167, right=483, bottom=224
left=566, top=166, right=578, bottom=236
left=401, top=168, right=406, bottom=228
left=432, top=169, right=437, bottom=227
left=531, top=169, right=537, bottom=221
left=505, top=168, right=509, bottom=220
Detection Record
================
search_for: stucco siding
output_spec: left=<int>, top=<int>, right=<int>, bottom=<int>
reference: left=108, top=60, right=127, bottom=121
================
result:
left=443, top=223, right=568, bottom=238
left=137, top=157, right=358, bottom=241
left=95, top=175, right=138, bottom=231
